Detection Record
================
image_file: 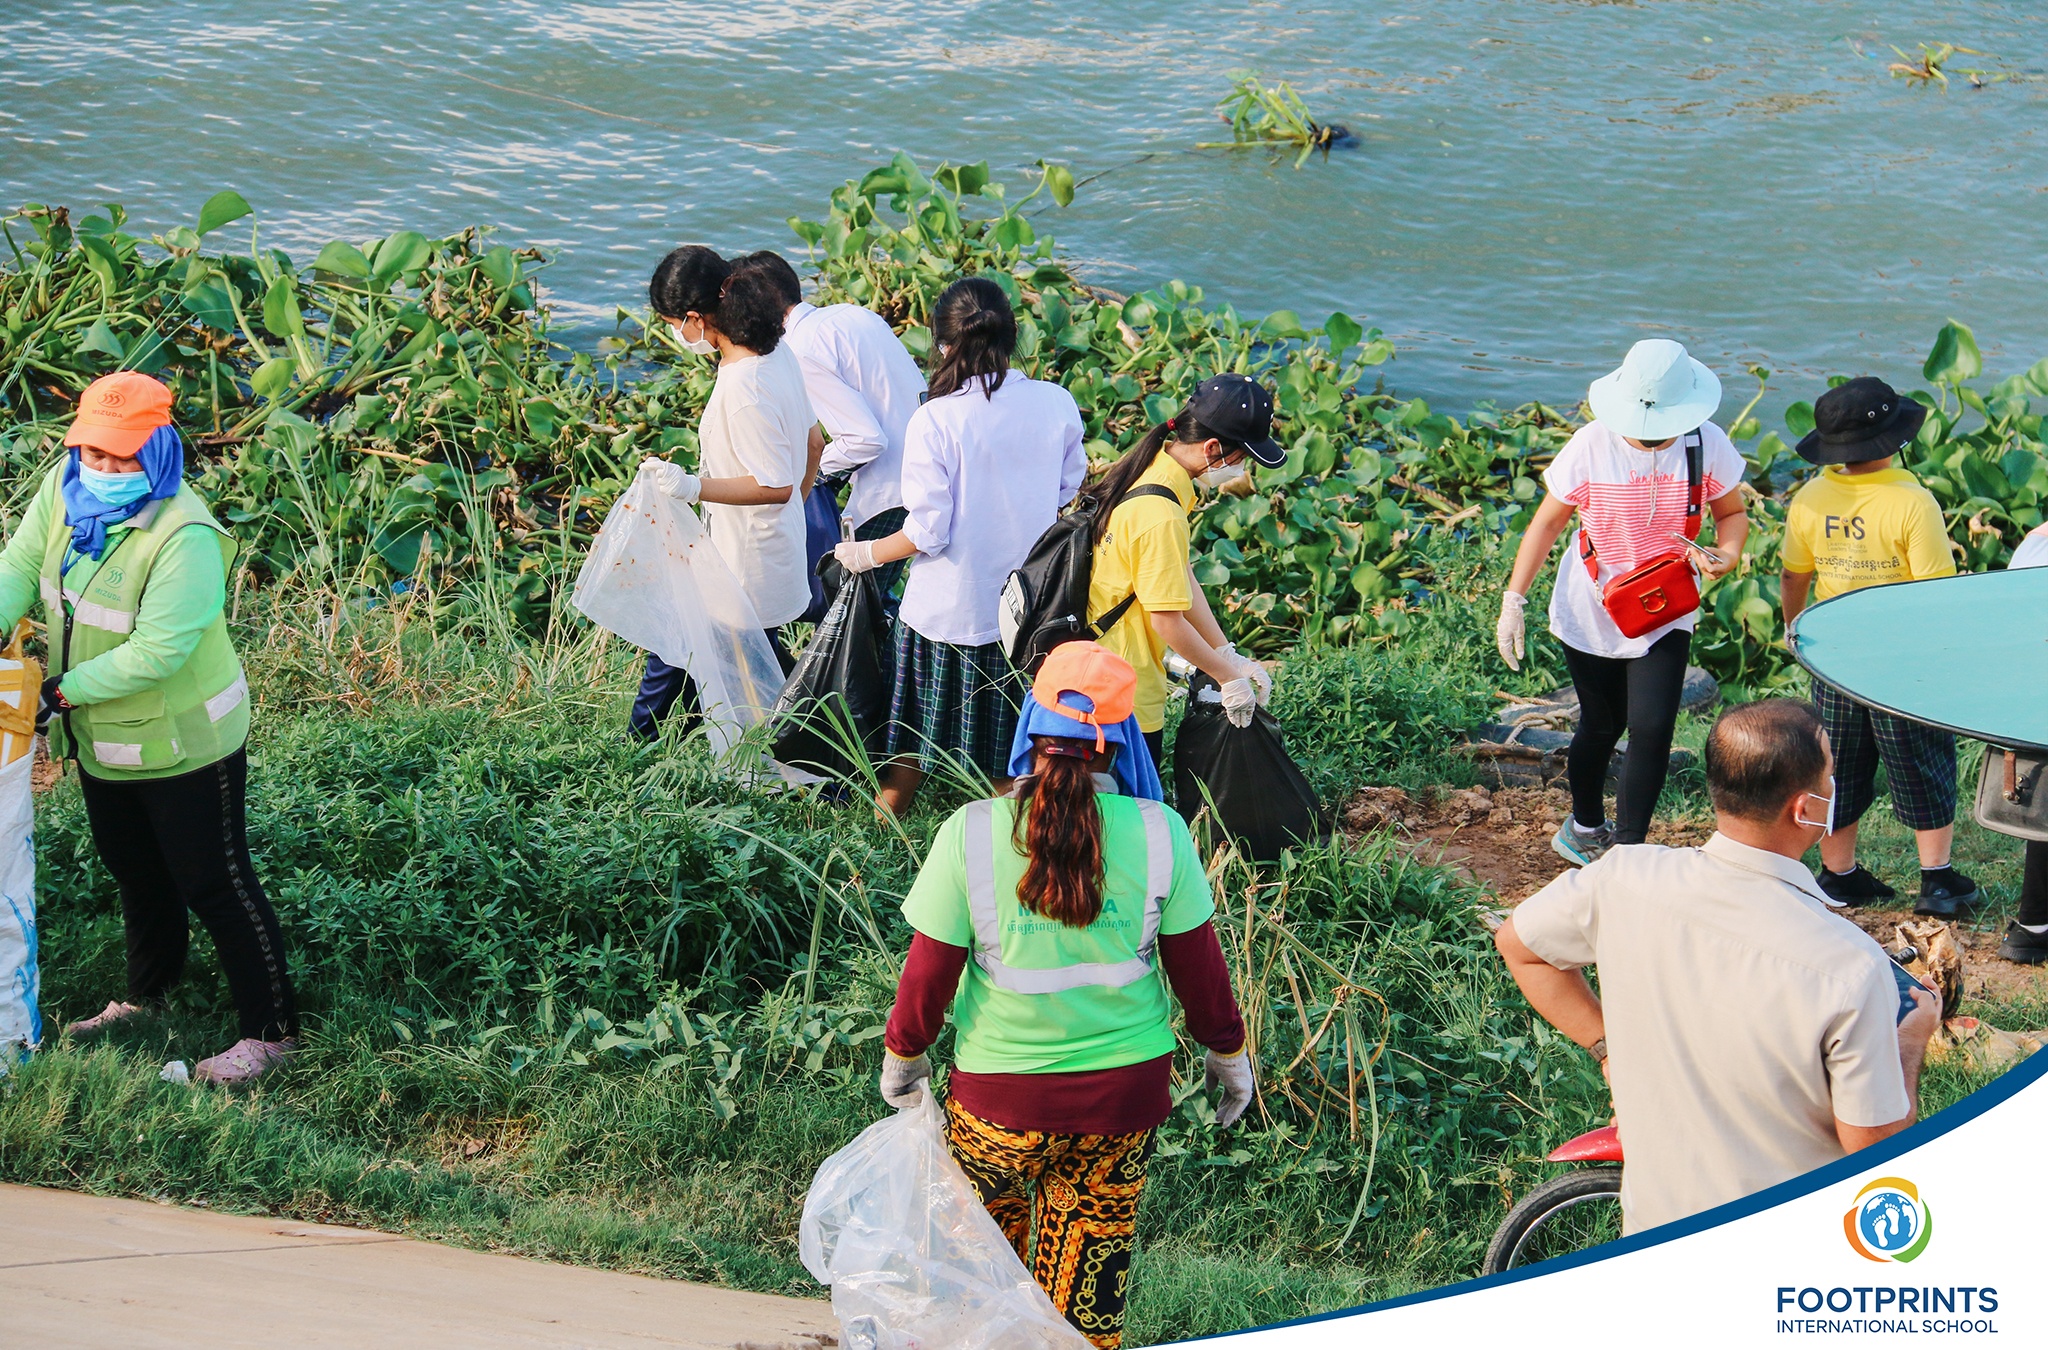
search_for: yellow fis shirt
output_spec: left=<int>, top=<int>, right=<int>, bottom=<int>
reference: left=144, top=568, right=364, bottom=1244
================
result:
left=1781, top=466, right=1955, bottom=603
left=1086, top=452, right=1197, bottom=734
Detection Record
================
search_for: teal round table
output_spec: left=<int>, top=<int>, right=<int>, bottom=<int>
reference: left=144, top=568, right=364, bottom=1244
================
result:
left=1787, top=569, right=2048, bottom=752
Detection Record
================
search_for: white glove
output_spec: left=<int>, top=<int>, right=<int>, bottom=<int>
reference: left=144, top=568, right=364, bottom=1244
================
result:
left=1204, top=1047, right=1255, bottom=1127
left=1218, top=676, right=1258, bottom=729
left=1221, top=643, right=1272, bottom=706
left=879, top=1050, right=931, bottom=1109
left=1496, top=591, right=1527, bottom=672
left=834, top=539, right=881, bottom=574
left=637, top=456, right=700, bottom=504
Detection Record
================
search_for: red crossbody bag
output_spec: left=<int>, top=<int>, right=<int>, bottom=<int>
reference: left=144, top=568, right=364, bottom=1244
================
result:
left=1579, top=430, right=1705, bottom=640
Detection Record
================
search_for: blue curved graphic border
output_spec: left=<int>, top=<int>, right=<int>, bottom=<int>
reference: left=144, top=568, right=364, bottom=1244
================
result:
left=1182, top=1046, right=2048, bottom=1342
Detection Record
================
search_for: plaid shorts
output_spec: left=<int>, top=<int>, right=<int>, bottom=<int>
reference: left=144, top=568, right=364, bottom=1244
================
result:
left=1811, top=677, right=1957, bottom=831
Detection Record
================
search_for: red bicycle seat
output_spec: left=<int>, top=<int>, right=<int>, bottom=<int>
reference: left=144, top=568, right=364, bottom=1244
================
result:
left=1546, top=1125, right=1622, bottom=1163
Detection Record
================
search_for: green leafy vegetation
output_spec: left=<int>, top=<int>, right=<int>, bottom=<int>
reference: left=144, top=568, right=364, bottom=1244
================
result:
left=1198, top=73, right=1354, bottom=168
left=2, top=157, right=2045, bottom=1341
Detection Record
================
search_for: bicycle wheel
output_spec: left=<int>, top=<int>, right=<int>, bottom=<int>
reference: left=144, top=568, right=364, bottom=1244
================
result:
left=1482, top=1168, right=1623, bottom=1274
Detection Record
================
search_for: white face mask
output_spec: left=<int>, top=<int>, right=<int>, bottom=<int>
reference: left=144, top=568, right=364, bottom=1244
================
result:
left=1796, top=775, right=1837, bottom=835
left=672, top=318, right=716, bottom=356
left=1196, top=460, right=1249, bottom=491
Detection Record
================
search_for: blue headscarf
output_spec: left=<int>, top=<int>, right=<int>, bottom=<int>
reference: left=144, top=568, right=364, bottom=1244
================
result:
left=61, top=424, right=185, bottom=562
left=1006, top=688, right=1165, bottom=802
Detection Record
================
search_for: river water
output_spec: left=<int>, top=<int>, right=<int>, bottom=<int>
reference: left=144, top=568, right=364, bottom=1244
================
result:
left=6, top=0, right=2046, bottom=416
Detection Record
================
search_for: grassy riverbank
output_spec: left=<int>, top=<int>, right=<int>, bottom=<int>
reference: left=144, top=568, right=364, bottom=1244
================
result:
left=3, top=153, right=2046, bottom=1340
left=0, top=585, right=2037, bottom=1343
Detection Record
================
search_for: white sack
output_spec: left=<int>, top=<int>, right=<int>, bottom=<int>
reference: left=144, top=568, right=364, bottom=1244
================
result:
left=0, top=752, right=38, bottom=1065
left=800, top=1089, right=1088, bottom=1350
left=571, top=477, right=787, bottom=755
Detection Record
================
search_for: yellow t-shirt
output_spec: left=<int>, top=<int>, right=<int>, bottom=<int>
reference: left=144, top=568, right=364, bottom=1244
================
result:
left=1781, top=465, right=1955, bottom=603
left=1087, top=452, right=1196, bottom=733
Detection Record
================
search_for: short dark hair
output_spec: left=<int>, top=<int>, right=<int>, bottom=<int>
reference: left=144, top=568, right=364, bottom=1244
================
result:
left=648, top=245, right=784, bottom=354
left=926, top=276, right=1017, bottom=400
left=1704, top=699, right=1827, bottom=822
left=735, top=250, right=803, bottom=308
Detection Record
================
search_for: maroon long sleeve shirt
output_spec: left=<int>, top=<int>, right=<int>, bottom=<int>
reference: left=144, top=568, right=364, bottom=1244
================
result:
left=884, top=920, right=1247, bottom=1135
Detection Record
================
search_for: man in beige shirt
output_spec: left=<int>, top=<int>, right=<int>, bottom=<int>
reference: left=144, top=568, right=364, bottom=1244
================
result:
left=1496, top=698, right=1941, bottom=1234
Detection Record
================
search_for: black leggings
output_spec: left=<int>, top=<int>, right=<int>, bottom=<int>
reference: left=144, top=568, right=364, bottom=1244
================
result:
left=78, top=748, right=298, bottom=1042
left=2018, top=841, right=2048, bottom=927
left=1562, top=629, right=1691, bottom=845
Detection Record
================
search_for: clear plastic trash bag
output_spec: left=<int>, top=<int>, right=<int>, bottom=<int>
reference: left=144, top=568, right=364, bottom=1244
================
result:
left=0, top=752, right=39, bottom=1068
left=800, top=1089, right=1089, bottom=1350
left=570, top=476, right=788, bottom=756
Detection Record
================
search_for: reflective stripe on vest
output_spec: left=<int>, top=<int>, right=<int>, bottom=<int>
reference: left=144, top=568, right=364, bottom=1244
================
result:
left=962, top=796, right=1171, bottom=994
left=40, top=575, right=136, bottom=633
left=206, top=672, right=248, bottom=723
left=90, top=739, right=179, bottom=768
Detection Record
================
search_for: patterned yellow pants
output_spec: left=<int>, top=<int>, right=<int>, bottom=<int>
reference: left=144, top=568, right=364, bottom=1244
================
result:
left=943, top=1096, right=1157, bottom=1350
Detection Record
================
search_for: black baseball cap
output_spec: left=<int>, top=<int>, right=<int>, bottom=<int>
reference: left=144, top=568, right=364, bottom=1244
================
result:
left=1796, top=376, right=1927, bottom=466
left=1189, top=374, right=1286, bottom=468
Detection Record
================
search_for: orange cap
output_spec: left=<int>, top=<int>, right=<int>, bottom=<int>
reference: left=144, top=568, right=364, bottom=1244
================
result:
left=66, top=372, right=174, bottom=459
left=1031, top=641, right=1136, bottom=753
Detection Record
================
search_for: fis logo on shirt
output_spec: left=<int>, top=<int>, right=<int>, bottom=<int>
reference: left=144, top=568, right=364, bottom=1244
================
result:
left=1844, top=1177, right=1932, bottom=1263
left=1822, top=514, right=1868, bottom=540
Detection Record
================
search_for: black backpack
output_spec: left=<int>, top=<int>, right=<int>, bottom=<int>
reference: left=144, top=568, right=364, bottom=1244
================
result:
left=997, top=483, right=1181, bottom=675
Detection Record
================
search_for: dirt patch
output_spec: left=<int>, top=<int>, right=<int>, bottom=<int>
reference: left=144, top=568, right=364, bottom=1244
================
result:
left=1846, top=910, right=2047, bottom=1010
left=1342, top=783, right=1711, bottom=902
left=1342, top=780, right=2048, bottom=1015
left=31, top=738, right=60, bottom=794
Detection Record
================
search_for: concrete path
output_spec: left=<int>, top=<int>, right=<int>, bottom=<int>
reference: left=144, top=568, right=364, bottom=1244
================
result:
left=0, top=1183, right=839, bottom=1349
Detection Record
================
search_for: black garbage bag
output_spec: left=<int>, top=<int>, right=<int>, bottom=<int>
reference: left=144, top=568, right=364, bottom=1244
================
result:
left=1173, top=673, right=1330, bottom=863
left=772, top=557, right=892, bottom=781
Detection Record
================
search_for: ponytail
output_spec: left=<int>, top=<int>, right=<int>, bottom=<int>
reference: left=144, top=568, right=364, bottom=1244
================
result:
left=1011, top=737, right=1107, bottom=927
left=1089, top=404, right=1246, bottom=543
left=926, top=276, right=1017, bottom=401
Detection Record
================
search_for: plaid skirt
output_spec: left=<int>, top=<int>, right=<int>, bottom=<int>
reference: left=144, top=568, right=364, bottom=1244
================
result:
left=886, top=626, right=1024, bottom=778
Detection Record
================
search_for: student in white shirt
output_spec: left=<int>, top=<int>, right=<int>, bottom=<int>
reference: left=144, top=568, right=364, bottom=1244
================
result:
left=1495, top=339, right=1750, bottom=864
left=833, top=277, right=1086, bottom=815
left=630, top=245, right=821, bottom=740
left=736, top=252, right=925, bottom=606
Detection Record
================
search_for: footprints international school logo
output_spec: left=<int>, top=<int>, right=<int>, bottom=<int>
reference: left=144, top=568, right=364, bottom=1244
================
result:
left=1844, top=1177, right=1933, bottom=1263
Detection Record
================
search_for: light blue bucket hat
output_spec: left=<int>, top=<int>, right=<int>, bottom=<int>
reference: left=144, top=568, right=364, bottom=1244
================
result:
left=1587, top=339, right=1722, bottom=442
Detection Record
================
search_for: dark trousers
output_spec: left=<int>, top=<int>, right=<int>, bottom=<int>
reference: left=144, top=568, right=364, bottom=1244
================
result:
left=78, top=748, right=298, bottom=1043
left=629, top=628, right=795, bottom=741
left=1562, top=629, right=1691, bottom=845
left=2018, top=841, right=2048, bottom=927
left=1142, top=728, right=1166, bottom=788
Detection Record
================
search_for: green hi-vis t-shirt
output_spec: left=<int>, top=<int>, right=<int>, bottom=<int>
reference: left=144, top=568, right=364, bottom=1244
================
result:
left=902, top=792, right=1217, bottom=1075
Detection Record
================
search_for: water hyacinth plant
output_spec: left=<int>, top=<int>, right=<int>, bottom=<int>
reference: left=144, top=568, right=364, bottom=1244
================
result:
left=1198, top=73, right=1355, bottom=168
left=3, top=160, right=2045, bottom=691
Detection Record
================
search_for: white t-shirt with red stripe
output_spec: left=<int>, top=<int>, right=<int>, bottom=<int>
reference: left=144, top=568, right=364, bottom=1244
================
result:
left=1541, top=419, right=1745, bottom=659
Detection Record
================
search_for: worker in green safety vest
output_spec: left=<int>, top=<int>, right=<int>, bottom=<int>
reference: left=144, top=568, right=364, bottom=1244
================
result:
left=0, top=372, right=297, bottom=1084
left=879, top=641, right=1253, bottom=1350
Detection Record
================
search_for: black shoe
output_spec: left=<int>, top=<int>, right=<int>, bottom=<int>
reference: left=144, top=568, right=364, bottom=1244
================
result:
left=1815, top=865, right=1896, bottom=907
left=1997, top=922, right=2048, bottom=965
left=1915, top=866, right=1981, bottom=917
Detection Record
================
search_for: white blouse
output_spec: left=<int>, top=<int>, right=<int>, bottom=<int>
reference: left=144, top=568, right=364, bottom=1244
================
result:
left=897, top=372, right=1086, bottom=646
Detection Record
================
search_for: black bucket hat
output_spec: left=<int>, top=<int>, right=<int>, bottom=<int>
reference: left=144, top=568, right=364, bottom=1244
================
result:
left=1189, top=374, right=1287, bottom=467
left=1796, top=376, right=1928, bottom=466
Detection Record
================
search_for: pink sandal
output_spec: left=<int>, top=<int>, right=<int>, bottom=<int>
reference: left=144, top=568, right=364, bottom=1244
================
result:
left=65, top=1001, right=147, bottom=1038
left=194, top=1038, right=297, bottom=1086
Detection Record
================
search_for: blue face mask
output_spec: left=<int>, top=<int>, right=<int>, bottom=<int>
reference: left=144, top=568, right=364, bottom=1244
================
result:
left=78, top=463, right=153, bottom=509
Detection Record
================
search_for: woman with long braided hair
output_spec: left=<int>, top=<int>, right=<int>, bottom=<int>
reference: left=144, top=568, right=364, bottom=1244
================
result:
left=878, top=642, right=1252, bottom=1348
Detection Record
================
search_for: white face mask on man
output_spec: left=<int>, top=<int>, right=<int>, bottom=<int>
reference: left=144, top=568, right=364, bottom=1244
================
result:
left=1795, top=775, right=1838, bottom=836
